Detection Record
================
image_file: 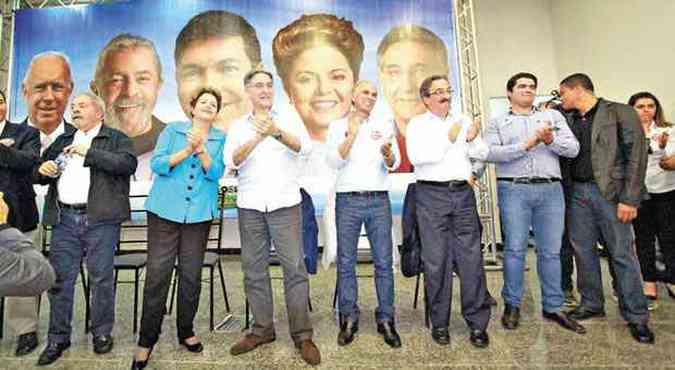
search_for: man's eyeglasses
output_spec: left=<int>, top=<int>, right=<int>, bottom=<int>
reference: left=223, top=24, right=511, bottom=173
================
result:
left=550, top=89, right=561, bottom=99
left=425, top=88, right=453, bottom=97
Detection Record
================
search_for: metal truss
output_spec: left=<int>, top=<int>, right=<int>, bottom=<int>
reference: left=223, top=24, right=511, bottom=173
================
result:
left=454, top=0, right=501, bottom=269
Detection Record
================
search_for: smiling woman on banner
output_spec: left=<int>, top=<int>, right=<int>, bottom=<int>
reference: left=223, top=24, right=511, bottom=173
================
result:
left=132, top=88, right=225, bottom=369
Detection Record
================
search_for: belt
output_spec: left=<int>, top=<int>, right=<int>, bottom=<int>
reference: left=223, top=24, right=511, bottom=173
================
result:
left=418, top=180, right=469, bottom=190
left=498, top=177, right=561, bottom=184
left=338, top=191, right=388, bottom=197
left=58, top=202, right=87, bottom=211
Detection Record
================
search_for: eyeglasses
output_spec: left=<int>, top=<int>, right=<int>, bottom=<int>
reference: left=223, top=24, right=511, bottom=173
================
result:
left=550, top=89, right=561, bottom=99
left=426, top=88, right=453, bottom=97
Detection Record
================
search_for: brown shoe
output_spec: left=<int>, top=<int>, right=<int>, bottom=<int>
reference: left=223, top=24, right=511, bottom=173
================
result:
left=229, top=334, right=275, bottom=356
left=296, top=339, right=321, bottom=366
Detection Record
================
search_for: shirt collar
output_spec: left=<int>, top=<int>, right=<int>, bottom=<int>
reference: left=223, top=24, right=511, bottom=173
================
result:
left=29, top=119, right=66, bottom=143
left=574, top=99, right=600, bottom=120
left=0, top=120, right=6, bottom=134
left=77, top=122, right=103, bottom=138
left=508, top=105, right=538, bottom=116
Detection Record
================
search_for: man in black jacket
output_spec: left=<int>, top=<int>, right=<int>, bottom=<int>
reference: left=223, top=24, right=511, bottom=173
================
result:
left=34, top=92, right=137, bottom=366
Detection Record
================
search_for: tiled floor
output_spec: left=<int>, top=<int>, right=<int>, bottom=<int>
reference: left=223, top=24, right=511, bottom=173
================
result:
left=1, top=252, right=674, bottom=369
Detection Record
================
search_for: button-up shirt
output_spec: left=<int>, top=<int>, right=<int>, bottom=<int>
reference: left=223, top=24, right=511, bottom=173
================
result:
left=57, top=123, right=102, bottom=205
left=0, top=120, right=6, bottom=135
left=644, top=122, right=675, bottom=194
left=569, top=101, right=599, bottom=182
left=485, top=107, right=579, bottom=179
left=326, top=116, right=401, bottom=192
left=28, top=119, right=65, bottom=155
left=224, top=111, right=312, bottom=212
left=407, top=111, right=488, bottom=182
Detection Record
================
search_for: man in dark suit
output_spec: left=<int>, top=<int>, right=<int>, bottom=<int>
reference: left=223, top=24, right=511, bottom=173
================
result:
left=557, top=73, right=653, bottom=344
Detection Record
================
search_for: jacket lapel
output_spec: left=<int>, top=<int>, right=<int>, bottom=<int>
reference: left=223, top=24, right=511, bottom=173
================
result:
left=591, top=100, right=610, bottom=144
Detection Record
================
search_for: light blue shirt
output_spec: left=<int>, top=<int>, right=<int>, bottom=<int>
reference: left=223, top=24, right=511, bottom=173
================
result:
left=484, top=107, right=579, bottom=179
left=145, top=121, right=226, bottom=223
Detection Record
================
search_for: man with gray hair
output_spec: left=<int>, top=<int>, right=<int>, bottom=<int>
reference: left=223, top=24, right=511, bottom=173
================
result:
left=90, top=33, right=165, bottom=180
left=34, top=92, right=137, bottom=366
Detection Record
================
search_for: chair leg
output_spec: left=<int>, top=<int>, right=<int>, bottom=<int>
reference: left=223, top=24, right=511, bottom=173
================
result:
left=209, top=267, right=214, bottom=331
left=423, top=275, right=430, bottom=329
left=308, top=296, right=313, bottom=312
left=413, top=272, right=421, bottom=309
left=168, top=268, right=177, bottom=315
left=217, top=260, right=230, bottom=312
left=332, top=280, right=339, bottom=312
left=114, top=269, right=119, bottom=295
left=133, top=269, right=140, bottom=333
left=81, top=265, right=90, bottom=334
left=0, top=297, right=5, bottom=339
left=244, top=299, right=250, bottom=330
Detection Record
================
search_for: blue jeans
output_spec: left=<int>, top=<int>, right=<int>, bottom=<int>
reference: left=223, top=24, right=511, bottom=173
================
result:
left=336, top=192, right=395, bottom=323
left=47, top=208, right=120, bottom=344
left=568, top=182, right=648, bottom=324
left=498, top=181, right=565, bottom=313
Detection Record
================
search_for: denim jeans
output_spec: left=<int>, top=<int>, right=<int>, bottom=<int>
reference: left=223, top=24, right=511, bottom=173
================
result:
left=498, top=181, right=565, bottom=313
left=568, top=182, right=648, bottom=324
left=336, top=192, right=395, bottom=323
left=48, top=207, right=120, bottom=344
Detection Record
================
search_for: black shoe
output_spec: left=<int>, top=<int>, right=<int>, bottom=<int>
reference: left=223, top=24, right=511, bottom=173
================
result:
left=566, top=306, right=606, bottom=321
left=377, top=321, right=402, bottom=348
left=180, top=338, right=204, bottom=353
left=431, top=327, right=450, bottom=345
left=37, top=341, right=71, bottom=366
left=93, top=335, right=114, bottom=354
left=483, top=293, right=498, bottom=308
left=337, top=317, right=359, bottom=346
left=628, top=323, right=655, bottom=344
left=15, top=332, right=38, bottom=357
left=469, top=329, right=489, bottom=348
left=501, top=304, right=520, bottom=330
left=131, top=346, right=154, bottom=370
left=542, top=311, right=586, bottom=334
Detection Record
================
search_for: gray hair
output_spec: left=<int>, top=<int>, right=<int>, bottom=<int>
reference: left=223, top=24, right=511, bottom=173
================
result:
left=22, top=51, right=73, bottom=87
left=94, top=33, right=163, bottom=86
left=74, top=92, right=106, bottom=115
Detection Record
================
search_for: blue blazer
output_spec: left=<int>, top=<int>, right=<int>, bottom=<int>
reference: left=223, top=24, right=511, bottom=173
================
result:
left=145, top=122, right=226, bottom=223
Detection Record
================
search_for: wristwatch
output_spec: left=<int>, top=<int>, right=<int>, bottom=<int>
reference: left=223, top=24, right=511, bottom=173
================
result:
left=272, top=130, right=283, bottom=140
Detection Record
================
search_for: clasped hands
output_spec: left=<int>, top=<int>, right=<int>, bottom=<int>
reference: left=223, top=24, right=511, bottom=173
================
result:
left=38, top=143, right=90, bottom=178
left=448, top=119, right=481, bottom=143
left=524, top=121, right=555, bottom=150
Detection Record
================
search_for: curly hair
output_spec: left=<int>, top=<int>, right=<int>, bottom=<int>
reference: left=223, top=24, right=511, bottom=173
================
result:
left=272, top=13, right=364, bottom=93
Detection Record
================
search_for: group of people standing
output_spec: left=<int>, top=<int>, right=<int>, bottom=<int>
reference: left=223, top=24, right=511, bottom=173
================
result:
left=1, top=50, right=673, bottom=369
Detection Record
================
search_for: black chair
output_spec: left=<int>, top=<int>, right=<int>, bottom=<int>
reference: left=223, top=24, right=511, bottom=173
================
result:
left=40, top=225, right=91, bottom=333
left=168, top=187, right=231, bottom=331
left=0, top=296, right=5, bottom=339
left=113, top=194, right=149, bottom=333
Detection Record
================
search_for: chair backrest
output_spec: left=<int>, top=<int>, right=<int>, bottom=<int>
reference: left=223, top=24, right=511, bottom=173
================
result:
left=206, top=186, right=228, bottom=255
left=117, top=193, right=150, bottom=255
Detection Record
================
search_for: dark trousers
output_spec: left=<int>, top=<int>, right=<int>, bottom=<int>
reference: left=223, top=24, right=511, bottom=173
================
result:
left=415, top=182, right=490, bottom=331
left=138, top=212, right=210, bottom=348
left=633, top=189, right=675, bottom=284
left=561, top=189, right=575, bottom=292
left=48, top=208, right=119, bottom=344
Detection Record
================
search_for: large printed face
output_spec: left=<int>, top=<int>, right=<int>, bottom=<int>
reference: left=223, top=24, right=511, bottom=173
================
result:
left=176, top=37, right=255, bottom=133
left=379, top=40, right=448, bottom=124
left=22, top=55, right=73, bottom=132
left=94, top=46, right=162, bottom=137
left=286, top=45, right=355, bottom=142
left=0, top=93, right=7, bottom=122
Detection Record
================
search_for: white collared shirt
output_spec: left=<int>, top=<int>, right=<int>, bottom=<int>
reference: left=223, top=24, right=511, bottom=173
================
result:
left=0, top=120, right=6, bottom=135
left=223, top=110, right=312, bottom=212
left=326, top=116, right=401, bottom=192
left=28, top=119, right=66, bottom=154
left=57, top=123, right=102, bottom=205
left=645, top=122, right=675, bottom=194
left=407, top=111, right=488, bottom=182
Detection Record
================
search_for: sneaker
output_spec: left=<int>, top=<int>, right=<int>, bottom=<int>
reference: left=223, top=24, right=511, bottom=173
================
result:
left=563, top=290, right=578, bottom=308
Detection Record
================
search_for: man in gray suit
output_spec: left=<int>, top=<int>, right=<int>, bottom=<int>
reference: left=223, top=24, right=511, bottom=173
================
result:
left=0, top=192, right=55, bottom=297
left=557, top=73, right=652, bottom=344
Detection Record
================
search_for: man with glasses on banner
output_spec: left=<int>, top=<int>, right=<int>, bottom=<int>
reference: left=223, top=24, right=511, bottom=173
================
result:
left=406, top=74, right=490, bottom=348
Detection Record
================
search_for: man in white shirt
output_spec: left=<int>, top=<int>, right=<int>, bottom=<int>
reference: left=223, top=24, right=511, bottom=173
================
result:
left=326, top=81, right=402, bottom=348
left=225, top=70, right=320, bottom=366
left=407, top=74, right=491, bottom=348
left=35, top=93, right=137, bottom=366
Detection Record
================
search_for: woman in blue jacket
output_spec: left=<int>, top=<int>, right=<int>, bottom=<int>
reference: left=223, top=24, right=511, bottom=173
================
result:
left=132, top=88, right=225, bottom=369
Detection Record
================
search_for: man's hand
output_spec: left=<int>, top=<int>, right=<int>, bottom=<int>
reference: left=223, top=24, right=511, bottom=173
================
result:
left=0, top=192, right=8, bottom=224
left=347, top=111, right=367, bottom=136
left=466, top=119, right=481, bottom=142
left=380, top=141, right=393, bottom=163
left=536, top=124, right=554, bottom=145
left=39, top=161, right=60, bottom=178
left=0, top=138, right=15, bottom=147
left=448, top=121, right=462, bottom=143
left=63, top=144, right=89, bottom=157
left=659, top=154, right=675, bottom=170
left=524, top=135, right=541, bottom=151
left=617, top=203, right=638, bottom=223
left=658, top=131, right=669, bottom=149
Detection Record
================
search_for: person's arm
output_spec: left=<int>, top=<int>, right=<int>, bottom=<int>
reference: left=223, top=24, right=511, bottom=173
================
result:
left=201, top=137, right=226, bottom=181
left=83, top=130, right=137, bottom=176
left=383, top=131, right=401, bottom=171
left=617, top=104, right=647, bottom=207
left=0, top=127, right=40, bottom=171
left=484, top=116, right=536, bottom=162
left=325, top=120, right=349, bottom=169
left=541, top=110, right=580, bottom=158
left=151, top=126, right=191, bottom=176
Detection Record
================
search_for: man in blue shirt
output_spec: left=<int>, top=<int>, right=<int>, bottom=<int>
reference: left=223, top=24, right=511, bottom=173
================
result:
left=484, top=72, right=584, bottom=334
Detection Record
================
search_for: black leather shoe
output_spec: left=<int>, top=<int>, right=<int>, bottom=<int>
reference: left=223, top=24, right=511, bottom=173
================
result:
left=431, top=327, right=450, bottom=345
left=131, top=346, right=154, bottom=370
left=180, top=338, right=204, bottom=353
left=93, top=335, right=114, bottom=354
left=15, top=332, right=38, bottom=357
left=501, top=304, right=520, bottom=330
left=542, top=311, right=586, bottom=334
left=37, top=341, right=71, bottom=366
left=377, top=321, right=402, bottom=348
left=566, top=306, right=606, bottom=321
left=628, top=323, right=655, bottom=344
left=469, top=329, right=489, bottom=348
left=337, top=317, right=359, bottom=346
